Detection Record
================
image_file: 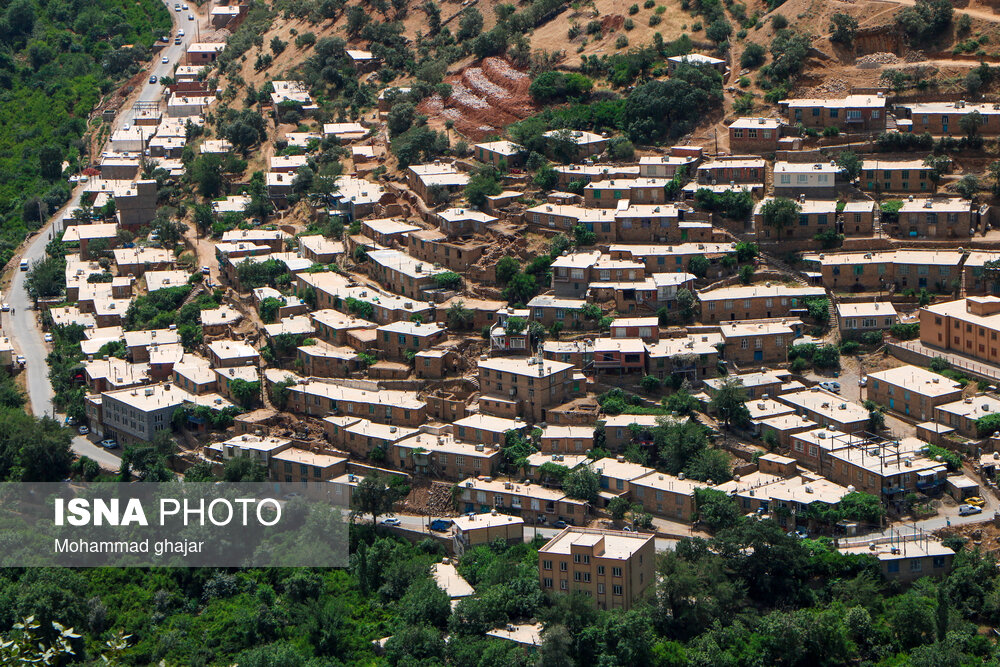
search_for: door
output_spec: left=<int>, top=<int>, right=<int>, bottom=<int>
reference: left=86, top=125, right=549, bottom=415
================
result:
left=754, top=350, right=763, bottom=361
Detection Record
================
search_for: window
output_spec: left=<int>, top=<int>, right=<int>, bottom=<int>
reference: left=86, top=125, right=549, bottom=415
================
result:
left=597, top=565, right=605, bottom=575
left=612, top=567, right=622, bottom=577
left=560, top=562, right=567, bottom=571
left=544, top=577, right=553, bottom=588
left=598, top=583, right=605, bottom=594
left=910, top=559, right=922, bottom=572
left=613, top=585, right=623, bottom=596
left=543, top=560, right=552, bottom=570
left=560, top=579, right=568, bottom=590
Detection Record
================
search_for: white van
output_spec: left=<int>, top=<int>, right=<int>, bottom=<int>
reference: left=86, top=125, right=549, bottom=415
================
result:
left=19, top=259, right=28, bottom=271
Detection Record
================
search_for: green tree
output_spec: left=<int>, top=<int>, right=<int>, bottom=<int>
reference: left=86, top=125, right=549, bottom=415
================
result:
left=495, top=256, right=520, bottom=284
left=829, top=12, right=858, bottom=45
left=709, top=376, right=750, bottom=430
left=351, top=473, right=406, bottom=524
left=955, top=174, right=980, bottom=200
left=446, top=300, right=475, bottom=330
left=923, top=154, right=950, bottom=193
left=695, top=487, right=741, bottom=531
left=835, top=150, right=863, bottom=181
left=759, top=197, right=800, bottom=240
left=464, top=166, right=502, bottom=207
left=960, top=110, right=986, bottom=139
left=222, top=456, right=267, bottom=482
left=564, top=466, right=600, bottom=503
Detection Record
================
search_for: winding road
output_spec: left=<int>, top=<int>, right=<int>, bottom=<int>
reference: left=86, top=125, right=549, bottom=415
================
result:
left=7, top=0, right=207, bottom=470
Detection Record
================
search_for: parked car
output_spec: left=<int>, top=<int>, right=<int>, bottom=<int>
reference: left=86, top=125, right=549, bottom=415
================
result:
left=966, top=496, right=986, bottom=507
left=19, top=259, right=28, bottom=271
left=122, top=124, right=130, bottom=131
left=15, top=355, right=25, bottom=366
left=859, top=376, right=868, bottom=387
left=64, top=416, right=75, bottom=426
left=174, top=37, right=182, bottom=44
left=959, top=504, right=983, bottom=516
left=44, top=333, right=53, bottom=343
left=429, top=519, right=452, bottom=532
left=188, top=14, right=194, bottom=19
left=787, top=528, right=809, bottom=539
left=552, top=520, right=568, bottom=529
left=819, top=381, right=841, bottom=393
left=201, top=265, right=210, bottom=275
left=78, top=425, right=89, bottom=435
left=101, top=439, right=119, bottom=450
left=161, top=56, right=169, bottom=64
left=1, top=303, right=9, bottom=311
left=149, top=75, right=157, bottom=84
left=174, top=3, right=181, bottom=10
left=178, top=29, right=184, bottom=36
left=182, top=3, right=189, bottom=8
left=161, top=35, right=170, bottom=42
left=380, top=517, right=401, bottom=527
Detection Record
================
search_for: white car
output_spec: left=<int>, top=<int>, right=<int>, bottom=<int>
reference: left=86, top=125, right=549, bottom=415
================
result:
left=380, top=517, right=401, bottom=527
left=78, top=425, right=89, bottom=435
left=178, top=29, right=184, bottom=36
left=182, top=3, right=188, bottom=8
left=44, top=333, right=53, bottom=343
left=162, top=56, right=169, bottom=64
left=123, top=123, right=130, bottom=131
left=1, top=303, right=9, bottom=311
left=188, top=14, right=194, bottom=20
left=15, top=356, right=25, bottom=366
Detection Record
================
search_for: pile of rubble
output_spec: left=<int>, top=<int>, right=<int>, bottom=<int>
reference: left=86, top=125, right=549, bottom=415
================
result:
left=400, top=481, right=461, bottom=516
left=856, top=52, right=900, bottom=68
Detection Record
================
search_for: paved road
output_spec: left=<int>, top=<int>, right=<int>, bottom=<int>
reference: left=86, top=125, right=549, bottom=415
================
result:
left=7, top=0, right=202, bottom=470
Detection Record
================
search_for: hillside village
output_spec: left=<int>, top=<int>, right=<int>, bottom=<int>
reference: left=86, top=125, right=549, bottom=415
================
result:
left=17, top=0, right=1000, bottom=658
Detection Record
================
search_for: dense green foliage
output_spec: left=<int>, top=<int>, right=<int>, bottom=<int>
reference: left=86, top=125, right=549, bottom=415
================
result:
left=0, top=0, right=170, bottom=266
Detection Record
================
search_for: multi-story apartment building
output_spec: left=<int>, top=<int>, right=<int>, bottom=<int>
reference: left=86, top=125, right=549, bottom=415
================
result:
left=754, top=198, right=839, bottom=242
left=376, top=321, right=446, bottom=360
left=392, top=431, right=501, bottom=480
left=324, top=416, right=418, bottom=458
left=477, top=357, right=575, bottom=422
left=962, top=251, right=1000, bottom=296
left=897, top=100, right=1000, bottom=135
left=778, top=94, right=887, bottom=131
left=719, top=320, right=796, bottom=366
left=889, top=198, right=974, bottom=239
left=697, top=157, right=766, bottom=185
left=583, top=178, right=673, bottom=208
left=101, top=382, right=193, bottom=446
left=729, top=117, right=783, bottom=152
left=867, top=365, right=963, bottom=421
left=839, top=538, right=955, bottom=582
left=920, top=296, right=1000, bottom=364
left=777, top=388, right=869, bottom=434
left=608, top=242, right=736, bottom=279
left=453, top=512, right=525, bottom=556
left=457, top=477, right=589, bottom=525
left=538, top=527, right=655, bottom=610
left=269, top=448, right=347, bottom=483
left=644, top=332, right=722, bottom=382
left=698, top=284, right=827, bottom=322
left=365, top=249, right=449, bottom=299
left=934, top=394, right=1000, bottom=439
left=860, top=159, right=935, bottom=193
left=473, top=140, right=525, bottom=167
left=407, top=229, right=487, bottom=273
left=837, top=302, right=899, bottom=338
left=803, top=249, right=964, bottom=292
left=538, top=425, right=595, bottom=454
left=772, top=162, right=839, bottom=198
left=271, top=370, right=426, bottom=426
left=453, top=413, right=526, bottom=447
